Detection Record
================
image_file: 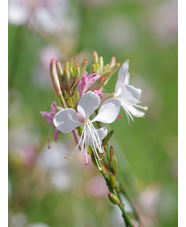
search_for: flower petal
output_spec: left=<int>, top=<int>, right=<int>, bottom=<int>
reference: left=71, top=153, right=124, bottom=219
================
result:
left=118, top=84, right=141, bottom=106
left=54, top=128, right=60, bottom=142
left=92, top=98, right=121, bottom=124
left=53, top=109, right=82, bottom=133
left=83, top=75, right=100, bottom=93
left=115, top=60, right=129, bottom=92
left=125, top=72, right=130, bottom=85
left=85, top=127, right=107, bottom=146
left=77, top=91, right=101, bottom=119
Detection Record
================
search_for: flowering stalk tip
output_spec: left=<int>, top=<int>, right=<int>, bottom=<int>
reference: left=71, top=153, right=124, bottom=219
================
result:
left=41, top=51, right=147, bottom=226
left=50, top=58, right=62, bottom=97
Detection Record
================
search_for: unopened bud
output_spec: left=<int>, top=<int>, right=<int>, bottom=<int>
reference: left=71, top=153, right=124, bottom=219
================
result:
left=109, top=173, right=116, bottom=189
left=75, top=64, right=80, bottom=80
left=102, top=70, right=114, bottom=85
left=64, top=66, right=70, bottom=88
left=69, top=67, right=74, bottom=77
left=69, top=67, right=74, bottom=86
left=98, top=56, right=104, bottom=73
left=65, top=61, right=69, bottom=68
left=50, top=58, right=62, bottom=96
left=93, top=51, right=98, bottom=64
left=87, top=76, right=104, bottom=91
left=101, top=70, right=113, bottom=78
left=103, top=64, right=110, bottom=72
left=100, top=162, right=107, bottom=175
left=109, top=145, right=114, bottom=165
left=70, top=57, right=75, bottom=67
left=110, top=62, right=121, bottom=71
left=80, top=59, right=87, bottom=77
left=56, top=60, right=65, bottom=90
left=108, top=193, right=121, bottom=205
left=91, top=64, right=97, bottom=73
left=110, top=56, right=116, bottom=68
left=112, top=155, right=117, bottom=176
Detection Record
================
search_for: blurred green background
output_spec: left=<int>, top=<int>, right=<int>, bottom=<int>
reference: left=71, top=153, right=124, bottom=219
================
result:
left=8, top=0, right=177, bottom=227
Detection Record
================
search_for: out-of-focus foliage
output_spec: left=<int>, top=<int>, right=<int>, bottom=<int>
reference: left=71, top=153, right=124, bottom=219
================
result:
left=8, top=0, right=177, bottom=226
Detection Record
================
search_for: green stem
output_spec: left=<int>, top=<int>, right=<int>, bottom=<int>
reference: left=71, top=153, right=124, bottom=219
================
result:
left=100, top=166, right=133, bottom=227
left=59, top=94, right=67, bottom=108
left=76, top=128, right=138, bottom=226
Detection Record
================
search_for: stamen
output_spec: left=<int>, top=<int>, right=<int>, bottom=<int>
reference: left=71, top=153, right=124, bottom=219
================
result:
left=85, top=143, right=89, bottom=165
left=80, top=128, right=86, bottom=154
left=47, top=126, right=53, bottom=149
left=90, top=122, right=104, bottom=153
left=134, top=104, right=148, bottom=111
left=64, top=126, right=85, bottom=159
left=86, top=124, right=101, bottom=160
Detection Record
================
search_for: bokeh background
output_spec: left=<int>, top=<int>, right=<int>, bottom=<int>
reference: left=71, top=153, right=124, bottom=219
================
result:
left=8, top=0, right=178, bottom=226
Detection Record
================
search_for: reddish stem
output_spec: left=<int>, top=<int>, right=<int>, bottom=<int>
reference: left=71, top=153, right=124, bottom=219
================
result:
left=72, top=130, right=81, bottom=150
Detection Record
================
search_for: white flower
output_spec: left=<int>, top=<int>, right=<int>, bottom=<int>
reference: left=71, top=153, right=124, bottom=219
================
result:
left=53, top=91, right=120, bottom=169
left=113, top=60, right=147, bottom=123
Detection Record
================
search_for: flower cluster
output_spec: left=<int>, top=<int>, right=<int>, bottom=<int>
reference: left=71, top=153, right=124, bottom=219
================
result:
left=41, top=51, right=147, bottom=168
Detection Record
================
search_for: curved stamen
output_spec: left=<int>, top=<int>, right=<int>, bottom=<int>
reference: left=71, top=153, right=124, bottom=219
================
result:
left=134, top=104, right=148, bottom=110
left=65, top=126, right=85, bottom=159
left=86, top=123, right=101, bottom=160
left=90, top=122, right=104, bottom=153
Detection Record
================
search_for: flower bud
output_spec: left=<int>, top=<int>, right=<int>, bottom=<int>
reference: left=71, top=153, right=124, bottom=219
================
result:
left=109, top=145, right=114, bottom=165
left=50, top=58, right=62, bottom=96
left=109, top=172, right=116, bottom=189
left=110, top=62, right=121, bottom=71
left=69, top=67, right=74, bottom=86
left=108, top=193, right=121, bottom=205
left=91, top=64, right=97, bottom=73
left=100, top=162, right=107, bottom=175
left=75, top=64, right=80, bottom=80
left=101, top=70, right=113, bottom=78
left=80, top=59, right=87, bottom=77
left=87, top=76, right=104, bottom=91
left=98, top=56, right=104, bottom=73
left=73, top=91, right=79, bottom=107
left=102, top=70, right=114, bottom=85
left=112, top=155, right=117, bottom=176
left=70, top=57, right=75, bottom=67
left=56, top=60, right=65, bottom=90
left=110, top=56, right=116, bottom=68
left=65, top=61, right=69, bottom=68
left=103, top=64, right=110, bottom=72
left=64, top=66, right=70, bottom=88
left=93, top=51, right=98, bottom=64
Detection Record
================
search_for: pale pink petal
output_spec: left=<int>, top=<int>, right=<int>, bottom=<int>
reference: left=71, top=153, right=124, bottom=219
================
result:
left=78, top=72, right=87, bottom=97
left=53, top=109, right=83, bottom=133
left=92, top=98, right=121, bottom=124
left=115, top=60, right=129, bottom=92
left=118, top=84, right=141, bottom=106
left=54, top=128, right=60, bottom=142
left=83, top=75, right=100, bottom=94
left=78, top=73, right=99, bottom=97
left=40, top=101, right=57, bottom=125
left=77, top=91, right=101, bottom=119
